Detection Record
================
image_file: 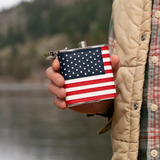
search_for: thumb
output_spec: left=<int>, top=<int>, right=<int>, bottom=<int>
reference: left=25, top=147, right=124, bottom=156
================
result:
left=110, top=55, right=120, bottom=79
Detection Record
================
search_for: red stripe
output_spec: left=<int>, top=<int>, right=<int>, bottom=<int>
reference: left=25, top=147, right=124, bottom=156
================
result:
left=66, top=93, right=117, bottom=105
left=64, top=77, right=114, bottom=89
left=101, top=46, right=109, bottom=50
left=105, top=70, right=113, bottom=74
left=103, top=62, right=111, bottom=66
left=102, top=54, right=110, bottom=58
left=66, top=85, right=116, bottom=96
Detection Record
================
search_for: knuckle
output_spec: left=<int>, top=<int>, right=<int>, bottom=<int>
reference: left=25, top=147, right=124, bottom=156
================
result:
left=53, top=97, right=62, bottom=109
left=45, top=67, right=52, bottom=77
left=59, top=88, right=66, bottom=98
left=48, top=82, right=57, bottom=96
left=54, top=97, right=67, bottom=110
left=48, top=82, right=53, bottom=92
left=53, top=97, right=58, bottom=106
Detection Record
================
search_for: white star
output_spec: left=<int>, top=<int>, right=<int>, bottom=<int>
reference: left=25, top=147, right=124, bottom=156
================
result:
left=82, top=57, right=84, bottom=59
left=78, top=60, right=81, bottom=63
left=68, top=70, right=70, bottom=72
left=64, top=68, right=66, bottom=70
left=85, top=54, right=88, bottom=56
left=65, top=73, right=67, bottom=76
left=96, top=50, right=98, bottom=52
left=91, top=61, right=93, bottom=63
left=62, top=58, right=64, bottom=60
left=78, top=55, right=80, bottom=57
left=95, top=63, right=97, bottom=65
left=66, top=54, right=68, bottom=57
left=75, top=64, right=77, bottom=66
left=89, top=51, right=91, bottom=53
left=83, top=62, right=85, bottom=65
left=72, top=67, right=74, bottom=69
left=80, top=71, right=83, bottom=73
left=84, top=68, right=86, bottom=70
left=92, top=72, right=95, bottom=74
left=74, top=58, right=76, bottom=61
left=67, top=65, right=70, bottom=67
left=86, top=59, right=88, bottom=61
left=69, top=75, right=71, bottom=78
left=77, top=74, right=79, bottom=76
left=90, top=56, right=92, bottom=58
left=93, top=53, right=95, bottom=55
left=88, top=70, right=90, bottom=72
left=85, top=73, right=87, bottom=75
left=63, top=63, right=65, bottom=65
left=76, top=69, right=78, bottom=71
left=73, top=53, right=76, bottom=55
left=94, top=58, right=96, bottom=60
left=97, top=55, right=99, bottom=57
left=81, top=52, right=83, bottom=54
left=79, top=66, right=82, bottom=68
left=71, top=62, right=73, bottom=64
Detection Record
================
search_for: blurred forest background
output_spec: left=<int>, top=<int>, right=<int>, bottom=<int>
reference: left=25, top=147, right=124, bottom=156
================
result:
left=0, top=1, right=113, bottom=159
left=0, top=0, right=112, bottom=82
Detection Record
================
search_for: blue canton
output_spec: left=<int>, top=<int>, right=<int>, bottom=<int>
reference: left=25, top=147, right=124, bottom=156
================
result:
left=58, top=48, right=105, bottom=80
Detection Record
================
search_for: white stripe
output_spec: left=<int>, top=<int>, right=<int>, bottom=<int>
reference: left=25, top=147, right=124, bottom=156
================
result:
left=65, top=81, right=115, bottom=92
left=66, top=89, right=116, bottom=101
left=101, top=50, right=109, bottom=54
left=65, top=73, right=114, bottom=84
left=104, top=66, right=112, bottom=70
left=103, top=58, right=111, bottom=62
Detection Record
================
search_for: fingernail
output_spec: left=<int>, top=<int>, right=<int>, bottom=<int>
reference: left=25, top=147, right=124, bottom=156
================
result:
left=60, top=101, right=66, bottom=110
left=56, top=78, right=61, bottom=86
left=54, top=97, right=58, bottom=105
left=58, top=89, right=62, bottom=97
left=59, top=102, right=63, bottom=108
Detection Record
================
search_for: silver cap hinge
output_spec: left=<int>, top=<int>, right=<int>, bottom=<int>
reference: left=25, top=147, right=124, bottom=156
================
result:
left=44, top=51, right=60, bottom=60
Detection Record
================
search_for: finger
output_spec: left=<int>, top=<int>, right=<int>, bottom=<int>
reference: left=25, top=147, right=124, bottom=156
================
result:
left=93, top=100, right=113, bottom=114
left=69, top=100, right=113, bottom=114
left=110, top=55, right=120, bottom=78
left=51, top=58, right=60, bottom=72
left=54, top=97, right=67, bottom=110
left=46, top=67, right=65, bottom=87
left=48, top=82, right=66, bottom=99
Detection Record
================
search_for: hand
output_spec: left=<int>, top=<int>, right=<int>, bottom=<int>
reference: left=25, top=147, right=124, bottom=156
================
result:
left=46, top=55, right=120, bottom=114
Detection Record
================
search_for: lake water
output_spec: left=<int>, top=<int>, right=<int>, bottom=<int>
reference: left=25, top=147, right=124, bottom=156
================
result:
left=0, top=83, right=112, bottom=160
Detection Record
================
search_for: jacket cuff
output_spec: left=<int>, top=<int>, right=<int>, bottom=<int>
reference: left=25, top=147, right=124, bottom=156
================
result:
left=97, top=117, right=112, bottom=134
left=86, top=104, right=114, bottom=134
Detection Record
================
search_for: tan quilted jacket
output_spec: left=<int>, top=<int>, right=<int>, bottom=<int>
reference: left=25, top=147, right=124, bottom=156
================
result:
left=111, top=0, right=152, bottom=159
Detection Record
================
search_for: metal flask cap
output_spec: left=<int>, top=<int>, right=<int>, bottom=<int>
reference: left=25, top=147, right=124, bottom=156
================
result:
left=78, top=41, right=87, bottom=48
left=44, top=41, right=107, bottom=60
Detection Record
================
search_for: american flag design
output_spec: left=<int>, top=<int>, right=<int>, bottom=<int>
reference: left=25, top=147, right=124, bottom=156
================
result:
left=58, top=46, right=117, bottom=107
